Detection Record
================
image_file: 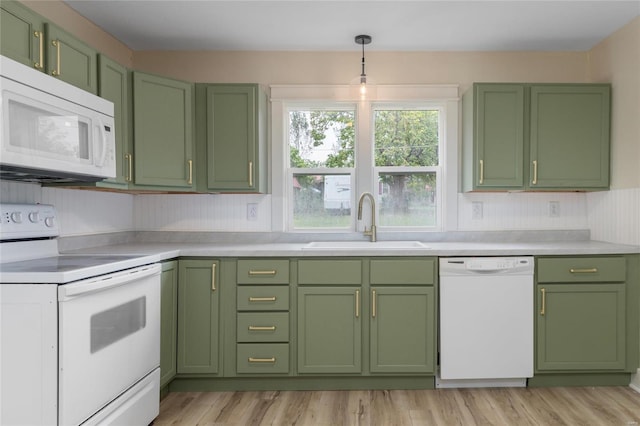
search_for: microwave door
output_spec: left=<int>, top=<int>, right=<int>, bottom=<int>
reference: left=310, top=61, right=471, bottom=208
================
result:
left=6, top=96, right=92, bottom=164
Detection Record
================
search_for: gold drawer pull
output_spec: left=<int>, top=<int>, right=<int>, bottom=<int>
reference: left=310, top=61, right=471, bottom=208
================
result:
left=34, top=31, right=44, bottom=69
left=211, top=263, right=217, bottom=291
left=479, top=159, right=484, bottom=184
left=249, top=270, right=277, bottom=276
left=249, top=296, right=277, bottom=302
left=51, top=39, right=61, bottom=77
left=248, top=326, right=276, bottom=331
left=532, top=160, right=538, bottom=185
left=248, top=357, right=276, bottom=363
left=570, top=268, right=598, bottom=274
left=540, top=288, right=546, bottom=316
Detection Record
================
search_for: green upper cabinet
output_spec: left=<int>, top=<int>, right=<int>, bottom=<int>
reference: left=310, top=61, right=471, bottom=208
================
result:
left=133, top=72, right=195, bottom=190
left=463, top=84, right=525, bottom=190
left=160, top=260, right=178, bottom=387
left=463, top=83, right=610, bottom=191
left=97, top=55, right=130, bottom=187
left=177, top=259, right=221, bottom=375
left=195, top=84, right=267, bottom=193
left=45, top=23, right=97, bottom=94
left=1, top=0, right=46, bottom=70
left=529, top=85, right=610, bottom=190
left=1, top=2, right=97, bottom=94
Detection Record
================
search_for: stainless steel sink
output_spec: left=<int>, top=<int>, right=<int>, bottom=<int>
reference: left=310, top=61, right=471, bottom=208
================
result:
left=303, top=241, right=430, bottom=250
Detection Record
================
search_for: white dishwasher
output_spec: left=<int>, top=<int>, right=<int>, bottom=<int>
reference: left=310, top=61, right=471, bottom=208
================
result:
left=437, top=257, right=534, bottom=388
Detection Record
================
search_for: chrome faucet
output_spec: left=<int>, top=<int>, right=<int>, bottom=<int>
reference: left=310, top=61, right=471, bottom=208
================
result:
left=357, top=192, right=377, bottom=242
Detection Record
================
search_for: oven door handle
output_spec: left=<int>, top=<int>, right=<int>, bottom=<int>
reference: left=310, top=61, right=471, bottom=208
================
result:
left=58, top=264, right=160, bottom=301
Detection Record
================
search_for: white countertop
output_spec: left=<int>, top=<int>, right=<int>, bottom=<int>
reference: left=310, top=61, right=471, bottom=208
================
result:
left=64, top=240, right=640, bottom=260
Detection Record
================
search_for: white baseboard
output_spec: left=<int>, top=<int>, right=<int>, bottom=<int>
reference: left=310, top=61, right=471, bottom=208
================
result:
left=630, top=369, right=640, bottom=394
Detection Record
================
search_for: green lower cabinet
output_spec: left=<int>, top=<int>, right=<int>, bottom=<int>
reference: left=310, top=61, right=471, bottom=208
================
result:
left=536, top=283, right=626, bottom=371
left=177, top=259, right=220, bottom=374
left=370, top=287, right=435, bottom=374
left=297, top=287, right=362, bottom=374
left=160, top=261, right=178, bottom=387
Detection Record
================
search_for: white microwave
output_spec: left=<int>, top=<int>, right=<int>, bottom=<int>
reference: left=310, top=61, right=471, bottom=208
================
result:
left=0, top=55, right=115, bottom=182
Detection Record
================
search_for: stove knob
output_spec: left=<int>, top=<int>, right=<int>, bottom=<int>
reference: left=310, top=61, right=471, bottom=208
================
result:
left=44, top=216, right=55, bottom=227
left=28, top=211, right=40, bottom=223
left=10, top=211, right=23, bottom=223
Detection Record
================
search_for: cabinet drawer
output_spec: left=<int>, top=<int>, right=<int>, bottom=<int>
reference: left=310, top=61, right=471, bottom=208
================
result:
left=237, top=286, right=289, bottom=311
left=237, top=259, right=290, bottom=284
left=298, top=259, right=362, bottom=285
left=237, top=343, right=289, bottom=374
left=537, top=257, right=626, bottom=283
left=370, top=258, right=436, bottom=285
left=237, top=312, right=289, bottom=342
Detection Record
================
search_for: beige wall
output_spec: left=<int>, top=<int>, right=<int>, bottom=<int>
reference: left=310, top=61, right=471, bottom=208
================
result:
left=588, top=16, right=640, bottom=190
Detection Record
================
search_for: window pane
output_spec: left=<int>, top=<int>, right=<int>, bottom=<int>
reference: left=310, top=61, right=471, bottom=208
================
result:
left=293, top=174, right=351, bottom=228
left=378, top=173, right=437, bottom=227
left=289, top=110, right=355, bottom=168
left=374, top=110, right=439, bottom=166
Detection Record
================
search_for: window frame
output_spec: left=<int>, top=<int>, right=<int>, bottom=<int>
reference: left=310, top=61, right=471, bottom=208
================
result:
left=270, top=84, right=459, bottom=234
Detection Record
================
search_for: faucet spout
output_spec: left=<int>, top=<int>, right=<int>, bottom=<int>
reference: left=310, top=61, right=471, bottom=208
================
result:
left=357, top=192, right=377, bottom=242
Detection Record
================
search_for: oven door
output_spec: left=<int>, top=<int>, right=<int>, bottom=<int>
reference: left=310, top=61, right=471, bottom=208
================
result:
left=57, top=263, right=160, bottom=426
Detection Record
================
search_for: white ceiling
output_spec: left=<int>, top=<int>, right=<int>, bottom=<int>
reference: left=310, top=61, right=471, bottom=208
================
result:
left=64, top=1, right=640, bottom=52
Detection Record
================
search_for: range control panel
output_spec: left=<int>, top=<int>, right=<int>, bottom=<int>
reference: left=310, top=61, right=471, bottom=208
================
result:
left=0, top=203, right=58, bottom=240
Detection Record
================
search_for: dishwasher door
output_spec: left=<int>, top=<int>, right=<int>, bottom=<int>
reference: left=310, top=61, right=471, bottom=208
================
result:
left=437, top=257, right=534, bottom=388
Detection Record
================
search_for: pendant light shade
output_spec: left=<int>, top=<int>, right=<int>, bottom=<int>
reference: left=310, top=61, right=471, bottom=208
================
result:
left=355, top=35, right=372, bottom=97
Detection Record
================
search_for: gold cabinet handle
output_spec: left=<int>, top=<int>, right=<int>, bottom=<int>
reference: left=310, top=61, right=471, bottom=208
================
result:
left=372, top=290, right=377, bottom=318
left=540, top=288, right=546, bottom=316
left=125, top=153, right=133, bottom=182
left=248, top=326, right=276, bottom=331
left=570, top=268, right=598, bottom=274
left=355, top=289, right=360, bottom=318
left=187, top=160, right=193, bottom=185
left=249, top=296, right=277, bottom=302
left=248, top=270, right=276, bottom=276
left=51, top=40, right=61, bottom=76
left=211, top=263, right=217, bottom=291
left=479, top=159, right=484, bottom=184
left=34, top=31, right=44, bottom=69
left=248, top=161, right=253, bottom=187
left=248, top=357, right=276, bottom=363
left=532, top=160, right=538, bottom=185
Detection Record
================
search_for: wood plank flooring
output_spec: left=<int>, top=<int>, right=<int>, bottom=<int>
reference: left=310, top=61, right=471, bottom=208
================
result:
left=155, top=386, right=640, bottom=425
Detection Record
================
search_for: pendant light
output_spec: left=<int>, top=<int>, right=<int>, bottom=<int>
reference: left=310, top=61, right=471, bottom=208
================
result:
left=355, top=35, right=372, bottom=97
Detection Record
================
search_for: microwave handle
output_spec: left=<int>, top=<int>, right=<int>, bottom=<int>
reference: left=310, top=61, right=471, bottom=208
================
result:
left=96, top=118, right=108, bottom=167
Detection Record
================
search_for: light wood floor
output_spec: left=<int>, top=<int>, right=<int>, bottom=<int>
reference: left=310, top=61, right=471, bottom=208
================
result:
left=155, top=386, right=640, bottom=425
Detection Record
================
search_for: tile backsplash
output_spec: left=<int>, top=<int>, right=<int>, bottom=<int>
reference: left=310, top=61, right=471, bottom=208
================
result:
left=1, top=181, right=637, bottom=245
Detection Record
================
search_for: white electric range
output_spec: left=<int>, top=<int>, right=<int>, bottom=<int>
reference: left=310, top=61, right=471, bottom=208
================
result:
left=0, top=203, right=161, bottom=426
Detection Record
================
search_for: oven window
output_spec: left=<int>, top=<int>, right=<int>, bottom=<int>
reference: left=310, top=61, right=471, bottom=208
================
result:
left=90, top=297, right=146, bottom=353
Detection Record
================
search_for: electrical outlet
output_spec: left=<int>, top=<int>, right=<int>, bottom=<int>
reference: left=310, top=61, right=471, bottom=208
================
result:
left=548, top=201, right=560, bottom=217
left=247, top=203, right=258, bottom=221
left=472, top=201, right=483, bottom=220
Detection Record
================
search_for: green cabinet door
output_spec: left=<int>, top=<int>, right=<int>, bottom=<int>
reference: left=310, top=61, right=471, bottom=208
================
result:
left=160, top=261, right=178, bottom=387
left=1, top=0, right=46, bottom=70
left=177, top=259, right=220, bottom=374
left=473, top=84, right=525, bottom=189
left=297, top=287, right=362, bottom=374
left=203, top=84, right=266, bottom=192
left=45, top=23, right=97, bottom=94
left=98, top=55, right=130, bottom=187
left=536, top=283, right=625, bottom=371
left=530, top=85, right=610, bottom=189
left=370, top=287, right=435, bottom=374
left=133, top=72, right=194, bottom=189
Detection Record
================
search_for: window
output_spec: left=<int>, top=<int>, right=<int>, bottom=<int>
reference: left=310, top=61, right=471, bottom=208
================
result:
left=374, top=108, right=441, bottom=228
left=288, top=108, right=355, bottom=229
left=274, top=85, right=458, bottom=233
